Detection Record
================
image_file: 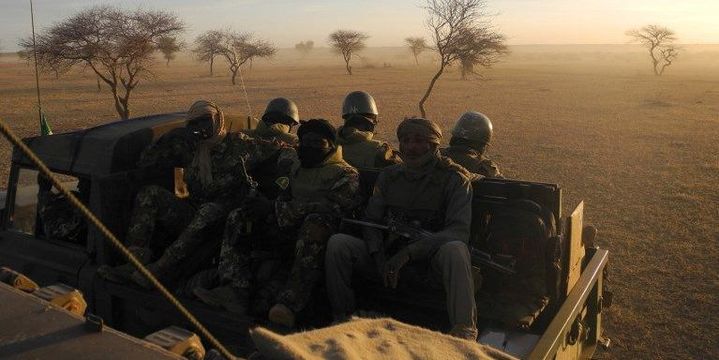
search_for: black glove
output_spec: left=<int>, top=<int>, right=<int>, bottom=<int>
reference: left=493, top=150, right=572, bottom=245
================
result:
left=383, top=248, right=411, bottom=289
left=242, top=195, right=272, bottom=218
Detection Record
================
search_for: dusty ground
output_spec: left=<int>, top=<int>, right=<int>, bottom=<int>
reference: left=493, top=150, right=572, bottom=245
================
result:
left=0, top=45, right=718, bottom=359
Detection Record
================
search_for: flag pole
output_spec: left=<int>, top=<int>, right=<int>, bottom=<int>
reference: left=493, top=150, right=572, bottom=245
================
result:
left=30, top=0, right=43, bottom=131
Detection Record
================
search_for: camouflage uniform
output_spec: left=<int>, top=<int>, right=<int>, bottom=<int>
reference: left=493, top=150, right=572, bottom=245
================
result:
left=37, top=190, right=86, bottom=244
left=337, top=126, right=401, bottom=169
left=121, top=129, right=289, bottom=284
left=217, top=147, right=360, bottom=313
left=441, top=145, right=503, bottom=178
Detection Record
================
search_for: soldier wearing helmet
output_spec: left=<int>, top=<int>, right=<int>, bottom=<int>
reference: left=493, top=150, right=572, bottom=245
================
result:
left=244, top=97, right=299, bottom=146
left=442, top=111, right=502, bottom=178
left=337, top=91, right=401, bottom=169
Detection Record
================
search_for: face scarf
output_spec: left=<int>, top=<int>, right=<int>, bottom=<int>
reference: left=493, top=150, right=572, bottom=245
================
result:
left=298, top=146, right=333, bottom=168
left=401, top=147, right=440, bottom=170
left=188, top=100, right=226, bottom=187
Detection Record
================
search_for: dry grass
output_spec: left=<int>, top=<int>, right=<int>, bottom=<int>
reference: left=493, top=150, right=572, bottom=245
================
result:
left=1, top=46, right=718, bottom=359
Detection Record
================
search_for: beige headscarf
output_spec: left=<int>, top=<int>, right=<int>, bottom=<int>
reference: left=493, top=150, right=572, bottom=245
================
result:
left=396, top=117, right=442, bottom=145
left=188, top=100, right=227, bottom=187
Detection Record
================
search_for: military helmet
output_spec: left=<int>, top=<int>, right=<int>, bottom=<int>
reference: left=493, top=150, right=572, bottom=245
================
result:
left=263, top=97, right=299, bottom=124
left=451, top=111, right=493, bottom=146
left=342, top=91, right=378, bottom=122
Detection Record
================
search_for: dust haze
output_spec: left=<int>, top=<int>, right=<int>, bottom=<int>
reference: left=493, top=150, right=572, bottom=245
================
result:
left=1, top=43, right=718, bottom=359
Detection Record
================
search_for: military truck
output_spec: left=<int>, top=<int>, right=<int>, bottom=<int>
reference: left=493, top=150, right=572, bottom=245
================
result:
left=0, top=113, right=611, bottom=359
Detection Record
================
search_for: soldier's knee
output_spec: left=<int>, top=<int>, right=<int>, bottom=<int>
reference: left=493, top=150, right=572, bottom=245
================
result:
left=438, top=241, right=470, bottom=261
left=326, top=234, right=358, bottom=259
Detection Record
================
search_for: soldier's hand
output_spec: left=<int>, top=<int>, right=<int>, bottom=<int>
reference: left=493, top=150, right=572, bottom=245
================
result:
left=383, top=248, right=410, bottom=289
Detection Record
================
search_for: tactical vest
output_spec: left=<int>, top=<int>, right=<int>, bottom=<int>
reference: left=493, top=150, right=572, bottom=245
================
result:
left=290, top=148, right=354, bottom=203
left=382, top=160, right=459, bottom=232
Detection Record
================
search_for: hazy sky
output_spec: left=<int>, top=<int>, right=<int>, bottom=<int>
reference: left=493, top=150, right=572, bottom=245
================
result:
left=1, top=0, right=718, bottom=51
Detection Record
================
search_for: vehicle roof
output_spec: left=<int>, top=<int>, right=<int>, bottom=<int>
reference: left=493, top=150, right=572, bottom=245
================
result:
left=13, top=113, right=187, bottom=177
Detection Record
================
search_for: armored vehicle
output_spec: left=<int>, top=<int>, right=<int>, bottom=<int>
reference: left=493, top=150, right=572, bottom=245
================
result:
left=0, top=113, right=610, bottom=359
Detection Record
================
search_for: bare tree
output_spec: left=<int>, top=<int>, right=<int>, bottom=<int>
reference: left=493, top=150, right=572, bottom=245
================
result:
left=626, top=25, right=679, bottom=76
left=328, top=30, right=369, bottom=75
left=18, top=6, right=184, bottom=119
left=405, top=37, right=428, bottom=65
left=418, top=0, right=506, bottom=117
left=216, top=30, right=276, bottom=85
left=193, top=30, right=223, bottom=76
left=295, top=40, right=315, bottom=56
left=158, top=36, right=183, bottom=66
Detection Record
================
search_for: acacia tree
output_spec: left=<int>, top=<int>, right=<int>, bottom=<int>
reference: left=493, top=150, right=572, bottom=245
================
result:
left=295, top=40, right=314, bottom=56
left=456, top=27, right=507, bottom=80
left=158, top=36, right=183, bottom=66
left=19, top=6, right=184, bottom=119
left=405, top=37, right=428, bottom=65
left=216, top=31, right=276, bottom=85
left=418, top=0, right=506, bottom=117
left=328, top=30, right=369, bottom=75
left=193, top=30, right=223, bottom=75
left=626, top=25, right=679, bottom=76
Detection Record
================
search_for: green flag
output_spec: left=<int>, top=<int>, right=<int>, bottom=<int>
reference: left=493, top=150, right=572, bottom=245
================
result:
left=40, top=111, right=53, bottom=136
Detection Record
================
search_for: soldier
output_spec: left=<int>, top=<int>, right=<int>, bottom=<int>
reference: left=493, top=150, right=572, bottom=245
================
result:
left=337, top=91, right=401, bottom=169
left=98, top=100, right=286, bottom=288
left=442, top=111, right=502, bottom=178
left=36, top=174, right=89, bottom=244
left=193, top=119, right=360, bottom=327
left=244, top=97, right=299, bottom=145
left=325, top=117, right=479, bottom=340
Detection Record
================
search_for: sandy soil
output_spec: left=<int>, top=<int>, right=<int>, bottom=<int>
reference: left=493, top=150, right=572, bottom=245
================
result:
left=0, top=45, right=717, bottom=359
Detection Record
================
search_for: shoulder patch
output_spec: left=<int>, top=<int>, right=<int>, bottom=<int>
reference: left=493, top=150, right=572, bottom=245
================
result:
left=275, top=176, right=290, bottom=190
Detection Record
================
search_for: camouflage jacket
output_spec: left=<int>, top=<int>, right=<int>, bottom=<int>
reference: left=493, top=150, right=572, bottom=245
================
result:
left=442, top=145, right=502, bottom=178
left=364, top=155, right=474, bottom=261
left=337, top=126, right=402, bottom=169
left=274, top=147, right=360, bottom=227
left=138, top=129, right=289, bottom=205
left=37, top=190, right=86, bottom=244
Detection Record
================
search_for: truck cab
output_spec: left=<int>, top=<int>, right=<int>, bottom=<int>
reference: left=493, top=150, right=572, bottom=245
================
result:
left=0, top=113, right=610, bottom=359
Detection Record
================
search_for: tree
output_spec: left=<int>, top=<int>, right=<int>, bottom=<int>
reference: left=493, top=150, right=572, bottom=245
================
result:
left=455, top=26, right=507, bottom=80
left=405, top=37, right=428, bottom=65
left=328, top=30, right=369, bottom=75
left=626, top=25, right=679, bottom=76
left=158, top=36, right=182, bottom=66
left=18, top=6, right=184, bottom=119
left=295, top=40, right=314, bottom=56
left=418, top=0, right=506, bottom=117
left=216, top=30, right=276, bottom=85
left=193, top=30, right=223, bottom=75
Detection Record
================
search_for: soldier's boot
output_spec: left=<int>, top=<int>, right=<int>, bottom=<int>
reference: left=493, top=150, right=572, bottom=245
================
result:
left=449, top=324, right=479, bottom=341
left=268, top=303, right=295, bottom=329
left=193, top=286, right=249, bottom=315
left=130, top=255, right=173, bottom=290
left=97, top=246, right=153, bottom=283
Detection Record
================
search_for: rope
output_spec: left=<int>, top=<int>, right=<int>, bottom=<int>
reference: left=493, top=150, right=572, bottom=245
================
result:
left=0, top=117, right=237, bottom=360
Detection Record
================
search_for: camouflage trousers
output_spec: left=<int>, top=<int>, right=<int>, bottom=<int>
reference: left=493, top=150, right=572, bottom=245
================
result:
left=126, top=185, right=230, bottom=270
left=218, top=208, right=337, bottom=313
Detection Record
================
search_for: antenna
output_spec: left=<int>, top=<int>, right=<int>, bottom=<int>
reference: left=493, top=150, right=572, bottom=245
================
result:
left=29, top=0, right=43, bottom=130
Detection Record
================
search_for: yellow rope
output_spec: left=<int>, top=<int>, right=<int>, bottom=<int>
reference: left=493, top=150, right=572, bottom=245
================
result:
left=0, top=118, right=237, bottom=360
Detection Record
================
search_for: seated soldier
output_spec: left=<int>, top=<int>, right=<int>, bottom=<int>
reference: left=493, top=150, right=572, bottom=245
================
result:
left=244, top=97, right=299, bottom=145
left=337, top=91, right=401, bottom=169
left=325, top=117, right=479, bottom=340
left=99, top=100, right=287, bottom=287
left=442, top=111, right=502, bottom=178
left=193, top=119, right=360, bottom=327
left=36, top=174, right=89, bottom=244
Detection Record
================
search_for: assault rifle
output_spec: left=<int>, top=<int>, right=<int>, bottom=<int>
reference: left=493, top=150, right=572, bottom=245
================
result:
left=342, top=218, right=517, bottom=275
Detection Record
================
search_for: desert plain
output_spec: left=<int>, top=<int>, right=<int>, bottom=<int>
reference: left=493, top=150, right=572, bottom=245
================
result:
left=0, top=45, right=717, bottom=359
